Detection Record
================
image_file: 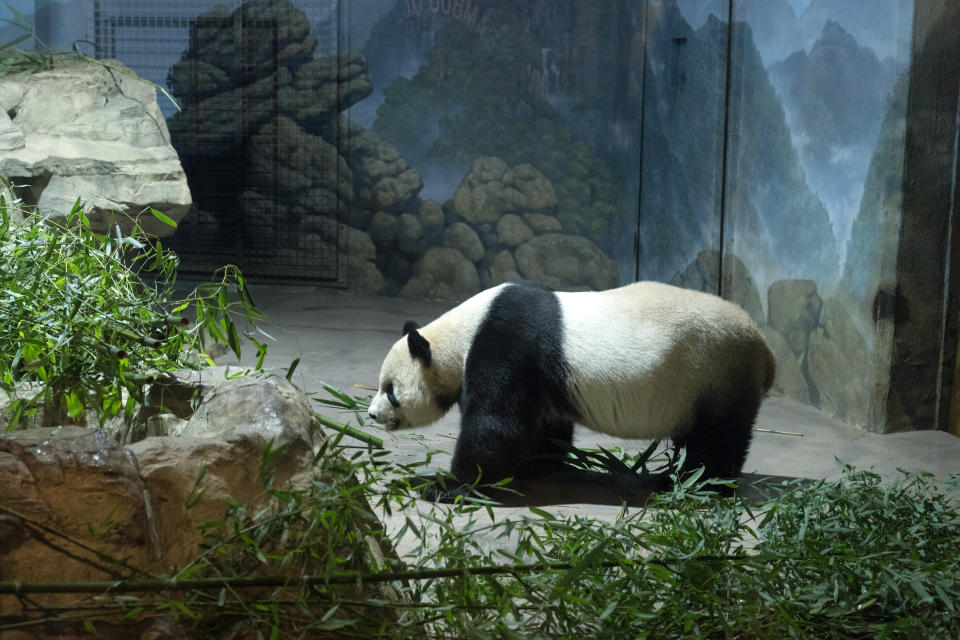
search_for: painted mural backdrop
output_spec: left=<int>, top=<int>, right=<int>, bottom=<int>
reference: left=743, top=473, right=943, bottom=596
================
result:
left=674, top=0, right=913, bottom=429
left=11, top=0, right=915, bottom=428
left=350, top=0, right=643, bottom=293
left=352, top=0, right=914, bottom=429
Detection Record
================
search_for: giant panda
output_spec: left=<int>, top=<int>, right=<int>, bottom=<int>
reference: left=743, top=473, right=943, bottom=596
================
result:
left=368, top=280, right=776, bottom=495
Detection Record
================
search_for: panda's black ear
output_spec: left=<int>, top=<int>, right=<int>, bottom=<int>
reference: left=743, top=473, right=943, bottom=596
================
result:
left=406, top=328, right=432, bottom=367
left=402, top=321, right=420, bottom=336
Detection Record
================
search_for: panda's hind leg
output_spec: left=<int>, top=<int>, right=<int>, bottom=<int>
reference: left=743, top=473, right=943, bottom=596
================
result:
left=673, top=387, right=760, bottom=487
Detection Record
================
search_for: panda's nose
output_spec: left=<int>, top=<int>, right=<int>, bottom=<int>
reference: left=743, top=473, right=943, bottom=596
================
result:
left=368, top=410, right=378, bottom=422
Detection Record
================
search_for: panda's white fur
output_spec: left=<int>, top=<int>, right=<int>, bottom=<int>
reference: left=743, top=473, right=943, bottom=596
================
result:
left=369, top=281, right=775, bottom=488
left=557, top=283, right=772, bottom=440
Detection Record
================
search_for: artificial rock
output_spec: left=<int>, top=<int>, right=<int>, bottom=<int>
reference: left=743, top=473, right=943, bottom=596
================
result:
left=0, top=56, right=191, bottom=237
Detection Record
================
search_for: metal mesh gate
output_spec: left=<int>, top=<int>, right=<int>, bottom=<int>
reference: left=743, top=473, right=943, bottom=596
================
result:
left=91, top=0, right=345, bottom=283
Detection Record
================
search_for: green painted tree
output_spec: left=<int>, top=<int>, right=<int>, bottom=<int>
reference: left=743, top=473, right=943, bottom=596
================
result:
left=370, top=1, right=620, bottom=250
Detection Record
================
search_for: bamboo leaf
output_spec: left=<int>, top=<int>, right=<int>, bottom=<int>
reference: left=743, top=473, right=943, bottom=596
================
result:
left=285, top=357, right=300, bottom=382
left=149, top=208, right=178, bottom=228
left=225, top=318, right=241, bottom=358
left=549, top=537, right=609, bottom=599
left=64, top=390, right=84, bottom=418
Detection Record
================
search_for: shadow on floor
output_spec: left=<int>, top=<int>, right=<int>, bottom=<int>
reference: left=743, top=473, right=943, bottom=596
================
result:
left=409, top=470, right=806, bottom=508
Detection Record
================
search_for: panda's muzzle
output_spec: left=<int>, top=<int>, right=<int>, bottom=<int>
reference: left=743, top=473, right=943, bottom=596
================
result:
left=367, top=410, right=400, bottom=430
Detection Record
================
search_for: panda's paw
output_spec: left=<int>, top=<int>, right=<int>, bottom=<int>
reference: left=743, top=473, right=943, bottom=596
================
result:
left=419, top=483, right=462, bottom=503
left=411, top=474, right=500, bottom=503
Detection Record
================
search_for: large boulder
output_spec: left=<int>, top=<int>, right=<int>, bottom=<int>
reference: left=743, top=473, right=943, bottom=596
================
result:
left=400, top=247, right=481, bottom=300
left=168, top=68, right=292, bottom=150
left=0, top=57, right=191, bottom=237
left=761, top=326, right=811, bottom=403
left=289, top=49, right=374, bottom=125
left=126, top=369, right=328, bottom=569
left=417, top=199, right=446, bottom=234
left=368, top=210, right=400, bottom=249
left=397, top=213, right=425, bottom=255
left=1, top=370, right=398, bottom=636
left=443, top=222, right=485, bottom=263
left=249, top=115, right=353, bottom=206
left=347, top=128, right=423, bottom=212
left=806, top=298, right=872, bottom=427
left=166, top=0, right=345, bottom=149
left=523, top=212, right=563, bottom=234
left=767, top=279, right=823, bottom=356
left=497, top=214, right=535, bottom=248
left=0, top=427, right=156, bottom=616
left=339, top=226, right=385, bottom=294
left=170, top=0, right=316, bottom=88
left=487, top=249, right=522, bottom=287
left=514, top=233, right=618, bottom=291
left=453, top=157, right=557, bottom=225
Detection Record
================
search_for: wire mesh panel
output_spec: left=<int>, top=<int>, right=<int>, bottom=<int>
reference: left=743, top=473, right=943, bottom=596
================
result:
left=91, top=0, right=345, bottom=283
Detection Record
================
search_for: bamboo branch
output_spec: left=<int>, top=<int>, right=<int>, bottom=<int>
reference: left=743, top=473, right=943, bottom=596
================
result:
left=0, top=564, right=579, bottom=595
left=78, top=336, right=126, bottom=360
left=314, top=412, right=383, bottom=449
left=0, top=554, right=766, bottom=595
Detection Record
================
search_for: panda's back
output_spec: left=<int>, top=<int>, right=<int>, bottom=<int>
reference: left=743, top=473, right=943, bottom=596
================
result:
left=555, top=282, right=772, bottom=440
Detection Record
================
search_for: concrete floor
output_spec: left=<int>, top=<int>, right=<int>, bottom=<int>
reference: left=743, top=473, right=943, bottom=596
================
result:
left=218, top=282, right=960, bottom=507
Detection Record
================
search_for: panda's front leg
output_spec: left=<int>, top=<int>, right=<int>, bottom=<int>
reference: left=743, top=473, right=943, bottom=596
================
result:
left=416, top=412, right=530, bottom=502
left=449, top=412, right=527, bottom=488
left=421, top=411, right=570, bottom=502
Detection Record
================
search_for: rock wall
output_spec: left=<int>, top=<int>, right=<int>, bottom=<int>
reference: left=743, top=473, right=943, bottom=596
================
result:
left=166, top=0, right=374, bottom=274
left=0, top=368, right=397, bottom=638
left=165, top=0, right=617, bottom=298
left=0, top=56, right=191, bottom=237
left=362, top=156, right=619, bottom=300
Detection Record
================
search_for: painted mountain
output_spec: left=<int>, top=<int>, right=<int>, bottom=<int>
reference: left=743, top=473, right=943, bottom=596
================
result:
left=720, top=15, right=839, bottom=291
left=799, top=0, right=911, bottom=63
left=639, top=2, right=838, bottom=289
left=837, top=74, right=908, bottom=330
left=769, top=20, right=899, bottom=262
left=365, top=1, right=642, bottom=255
left=677, top=0, right=804, bottom=66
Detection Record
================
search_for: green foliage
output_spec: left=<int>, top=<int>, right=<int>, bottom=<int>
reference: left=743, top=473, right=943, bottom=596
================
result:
left=0, top=5, right=179, bottom=108
left=0, top=1, right=54, bottom=75
left=393, top=465, right=960, bottom=639
left=4, top=392, right=958, bottom=640
left=0, top=191, right=263, bottom=428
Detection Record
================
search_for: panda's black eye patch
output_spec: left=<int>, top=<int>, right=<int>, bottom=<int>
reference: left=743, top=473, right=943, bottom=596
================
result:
left=385, top=382, right=400, bottom=408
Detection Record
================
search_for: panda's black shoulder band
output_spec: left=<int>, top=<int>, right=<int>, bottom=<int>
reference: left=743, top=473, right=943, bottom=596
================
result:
left=402, top=320, right=420, bottom=336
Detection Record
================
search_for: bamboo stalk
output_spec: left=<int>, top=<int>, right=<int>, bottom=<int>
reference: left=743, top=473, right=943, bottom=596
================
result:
left=754, top=428, right=804, bottom=437
left=314, top=412, right=383, bottom=449
left=78, top=336, right=126, bottom=360
left=0, top=564, right=580, bottom=595
left=0, top=552, right=765, bottom=595
left=124, top=372, right=179, bottom=387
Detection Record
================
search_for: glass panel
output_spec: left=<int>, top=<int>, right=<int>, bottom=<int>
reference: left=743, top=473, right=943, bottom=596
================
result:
left=723, top=0, right=914, bottom=427
left=638, top=0, right=730, bottom=287
left=346, top=1, right=646, bottom=297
